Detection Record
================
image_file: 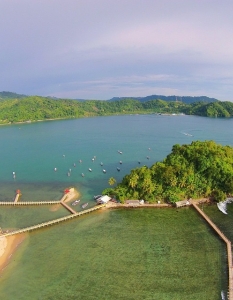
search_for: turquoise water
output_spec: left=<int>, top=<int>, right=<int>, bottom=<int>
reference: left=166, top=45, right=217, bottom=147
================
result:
left=0, top=115, right=233, bottom=299
left=0, top=115, right=232, bottom=203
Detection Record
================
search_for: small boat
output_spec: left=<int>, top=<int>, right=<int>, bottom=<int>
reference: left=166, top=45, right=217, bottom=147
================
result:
left=67, top=172, right=71, bottom=177
left=100, top=162, right=103, bottom=166
left=103, top=169, right=106, bottom=173
left=79, top=159, right=82, bottom=163
left=138, top=161, right=141, bottom=164
left=221, top=291, right=226, bottom=300
left=82, top=203, right=88, bottom=209
left=94, top=195, right=102, bottom=200
left=119, top=161, right=122, bottom=164
left=88, top=168, right=92, bottom=172
left=81, top=173, right=85, bottom=177
left=117, top=150, right=123, bottom=154
left=72, top=199, right=80, bottom=206
left=117, top=167, right=120, bottom=171
left=146, top=156, right=150, bottom=160
left=92, top=158, right=95, bottom=161
left=54, top=167, right=57, bottom=171
left=73, top=163, right=76, bottom=167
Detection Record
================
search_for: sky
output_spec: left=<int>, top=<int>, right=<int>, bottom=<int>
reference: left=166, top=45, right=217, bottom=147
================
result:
left=0, top=0, right=233, bottom=101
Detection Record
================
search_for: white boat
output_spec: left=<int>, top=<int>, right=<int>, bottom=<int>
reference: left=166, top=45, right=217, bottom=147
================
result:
left=221, top=291, right=226, bottom=300
left=81, top=173, right=85, bottom=177
left=94, top=195, right=102, bottom=200
left=82, top=203, right=88, bottom=209
left=217, top=202, right=227, bottom=214
left=103, top=169, right=106, bottom=173
left=217, top=198, right=233, bottom=215
left=72, top=199, right=80, bottom=206
left=100, top=162, right=103, bottom=166
left=119, top=161, right=122, bottom=164
left=117, top=167, right=120, bottom=171
left=88, top=168, right=92, bottom=172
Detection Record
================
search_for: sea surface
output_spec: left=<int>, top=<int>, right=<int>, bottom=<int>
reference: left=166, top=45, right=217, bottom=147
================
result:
left=0, top=114, right=232, bottom=299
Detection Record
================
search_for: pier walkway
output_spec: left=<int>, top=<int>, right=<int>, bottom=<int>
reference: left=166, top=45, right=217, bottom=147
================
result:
left=1, top=204, right=105, bottom=237
left=61, top=202, right=76, bottom=214
left=0, top=201, right=61, bottom=206
left=192, top=203, right=233, bottom=300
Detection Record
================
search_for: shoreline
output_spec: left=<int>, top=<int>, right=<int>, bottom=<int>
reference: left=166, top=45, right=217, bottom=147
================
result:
left=0, top=233, right=27, bottom=273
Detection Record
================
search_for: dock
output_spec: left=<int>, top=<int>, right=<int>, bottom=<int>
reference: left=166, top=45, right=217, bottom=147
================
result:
left=61, top=201, right=77, bottom=214
left=1, top=204, right=105, bottom=237
left=192, top=203, right=233, bottom=300
left=0, top=201, right=61, bottom=206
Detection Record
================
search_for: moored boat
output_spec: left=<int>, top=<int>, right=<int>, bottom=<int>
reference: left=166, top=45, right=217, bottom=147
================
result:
left=94, top=195, right=102, bottom=200
left=72, top=199, right=80, bottom=206
left=82, top=203, right=88, bottom=209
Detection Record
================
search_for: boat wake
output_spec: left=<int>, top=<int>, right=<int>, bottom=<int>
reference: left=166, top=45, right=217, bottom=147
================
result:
left=217, top=198, right=233, bottom=215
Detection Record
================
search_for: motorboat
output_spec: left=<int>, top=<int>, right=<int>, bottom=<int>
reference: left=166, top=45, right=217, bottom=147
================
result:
left=103, top=169, right=106, bottom=173
left=72, top=199, right=80, bottom=206
left=117, top=167, right=120, bottom=171
left=81, top=173, right=85, bottom=177
left=82, top=203, right=88, bottom=209
left=88, top=168, right=92, bottom=172
left=94, top=195, right=102, bottom=200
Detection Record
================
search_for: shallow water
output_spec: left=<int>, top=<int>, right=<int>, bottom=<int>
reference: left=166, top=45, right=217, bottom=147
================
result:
left=0, top=208, right=227, bottom=300
left=0, top=115, right=232, bottom=299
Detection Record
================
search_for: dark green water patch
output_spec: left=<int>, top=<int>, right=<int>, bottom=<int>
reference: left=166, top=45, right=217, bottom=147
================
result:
left=0, top=208, right=227, bottom=299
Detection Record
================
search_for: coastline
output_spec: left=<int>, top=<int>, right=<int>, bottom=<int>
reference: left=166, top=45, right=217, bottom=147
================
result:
left=0, top=233, right=27, bottom=273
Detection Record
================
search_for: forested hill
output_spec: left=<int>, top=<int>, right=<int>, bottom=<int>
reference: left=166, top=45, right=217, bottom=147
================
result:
left=109, top=95, right=219, bottom=104
left=102, top=140, right=233, bottom=203
left=0, top=91, right=28, bottom=99
left=0, top=95, right=233, bottom=124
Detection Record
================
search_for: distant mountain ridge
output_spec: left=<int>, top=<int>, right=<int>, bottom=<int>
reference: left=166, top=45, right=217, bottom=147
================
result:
left=0, top=91, right=28, bottom=99
left=109, top=95, right=219, bottom=104
left=0, top=91, right=219, bottom=104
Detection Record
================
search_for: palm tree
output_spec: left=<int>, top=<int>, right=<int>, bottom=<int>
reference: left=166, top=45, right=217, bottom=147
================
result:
left=108, top=177, right=116, bottom=186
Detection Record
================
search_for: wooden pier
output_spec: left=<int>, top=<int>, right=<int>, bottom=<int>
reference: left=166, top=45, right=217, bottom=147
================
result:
left=61, top=201, right=77, bottom=214
left=1, top=204, right=105, bottom=237
left=192, top=203, right=233, bottom=300
left=0, top=201, right=61, bottom=206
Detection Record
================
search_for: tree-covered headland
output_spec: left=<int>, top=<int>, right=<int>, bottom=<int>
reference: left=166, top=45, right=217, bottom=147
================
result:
left=102, top=141, right=233, bottom=203
left=0, top=94, right=233, bottom=124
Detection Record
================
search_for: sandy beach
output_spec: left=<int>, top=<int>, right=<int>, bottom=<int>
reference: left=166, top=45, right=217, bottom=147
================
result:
left=0, top=234, right=26, bottom=272
left=49, top=188, right=80, bottom=212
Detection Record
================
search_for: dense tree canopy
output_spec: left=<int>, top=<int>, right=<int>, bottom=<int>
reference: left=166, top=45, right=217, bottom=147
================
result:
left=0, top=96, right=233, bottom=124
left=102, top=141, right=233, bottom=203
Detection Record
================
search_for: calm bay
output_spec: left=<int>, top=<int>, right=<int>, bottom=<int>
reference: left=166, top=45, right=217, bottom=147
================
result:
left=0, top=114, right=232, bottom=299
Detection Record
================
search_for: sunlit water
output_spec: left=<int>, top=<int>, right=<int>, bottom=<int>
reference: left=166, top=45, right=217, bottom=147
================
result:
left=0, top=114, right=232, bottom=299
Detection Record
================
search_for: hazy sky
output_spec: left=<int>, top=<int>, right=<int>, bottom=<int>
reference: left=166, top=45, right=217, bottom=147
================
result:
left=1, top=0, right=233, bottom=100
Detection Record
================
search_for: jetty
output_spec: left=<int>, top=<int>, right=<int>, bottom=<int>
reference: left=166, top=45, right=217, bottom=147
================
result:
left=0, top=201, right=61, bottom=206
left=1, top=204, right=105, bottom=237
left=192, top=203, right=233, bottom=300
left=61, top=201, right=77, bottom=214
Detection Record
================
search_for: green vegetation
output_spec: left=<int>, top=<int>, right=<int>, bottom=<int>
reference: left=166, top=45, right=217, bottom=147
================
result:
left=103, top=141, right=233, bottom=203
left=0, top=94, right=233, bottom=124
